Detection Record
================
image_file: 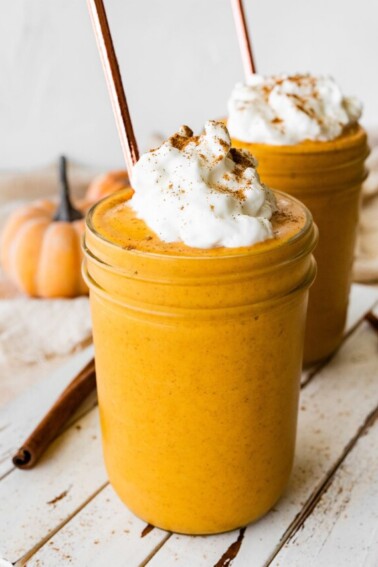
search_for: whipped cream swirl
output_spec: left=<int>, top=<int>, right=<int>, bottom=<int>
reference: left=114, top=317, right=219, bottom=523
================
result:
left=130, top=121, right=277, bottom=248
left=228, top=74, right=362, bottom=145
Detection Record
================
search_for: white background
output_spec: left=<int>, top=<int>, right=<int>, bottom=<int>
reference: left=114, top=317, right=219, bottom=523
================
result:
left=1, top=0, right=377, bottom=170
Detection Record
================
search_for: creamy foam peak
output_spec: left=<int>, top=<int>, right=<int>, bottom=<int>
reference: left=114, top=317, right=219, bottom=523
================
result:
left=228, top=74, right=362, bottom=145
left=130, top=121, right=277, bottom=249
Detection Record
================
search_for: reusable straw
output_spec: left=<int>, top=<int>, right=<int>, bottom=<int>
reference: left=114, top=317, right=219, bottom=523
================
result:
left=87, top=0, right=139, bottom=175
left=231, top=0, right=256, bottom=78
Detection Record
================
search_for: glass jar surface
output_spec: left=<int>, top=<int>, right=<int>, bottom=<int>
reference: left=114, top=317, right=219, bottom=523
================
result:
left=83, top=188, right=317, bottom=534
left=231, top=125, right=369, bottom=365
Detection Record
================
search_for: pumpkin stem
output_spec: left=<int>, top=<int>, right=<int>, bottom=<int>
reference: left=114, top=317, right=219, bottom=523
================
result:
left=53, top=156, right=83, bottom=222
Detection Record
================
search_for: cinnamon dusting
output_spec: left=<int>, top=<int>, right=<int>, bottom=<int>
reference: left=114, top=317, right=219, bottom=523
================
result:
left=170, top=135, right=200, bottom=151
left=169, top=125, right=200, bottom=151
left=217, top=137, right=229, bottom=151
left=229, top=148, right=253, bottom=169
left=287, top=93, right=318, bottom=120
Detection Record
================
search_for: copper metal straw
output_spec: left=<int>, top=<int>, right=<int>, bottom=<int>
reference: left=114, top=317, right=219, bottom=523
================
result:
left=87, top=0, right=139, bottom=176
left=231, top=0, right=256, bottom=78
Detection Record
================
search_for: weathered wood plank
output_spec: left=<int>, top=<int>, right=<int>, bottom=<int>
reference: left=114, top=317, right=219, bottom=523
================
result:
left=301, top=282, right=378, bottom=384
left=270, top=413, right=378, bottom=567
left=346, top=283, right=378, bottom=332
left=0, top=345, right=94, bottom=478
left=145, top=318, right=378, bottom=566
left=0, top=409, right=106, bottom=565
left=0, top=354, right=70, bottom=410
left=26, top=485, right=170, bottom=567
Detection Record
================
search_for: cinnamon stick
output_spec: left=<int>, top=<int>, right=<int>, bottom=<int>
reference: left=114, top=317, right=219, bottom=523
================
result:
left=12, top=359, right=96, bottom=470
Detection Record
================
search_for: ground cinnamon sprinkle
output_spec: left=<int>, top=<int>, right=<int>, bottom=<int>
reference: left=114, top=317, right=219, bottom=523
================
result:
left=234, top=170, right=247, bottom=184
left=296, top=102, right=317, bottom=120
left=169, top=126, right=203, bottom=152
left=229, top=148, right=253, bottom=169
left=234, top=188, right=247, bottom=201
left=289, top=74, right=307, bottom=84
left=274, top=77, right=285, bottom=85
left=262, top=85, right=273, bottom=99
left=217, top=138, right=229, bottom=151
left=170, top=133, right=200, bottom=151
left=273, top=209, right=299, bottom=225
left=287, top=93, right=318, bottom=120
left=214, top=183, right=246, bottom=201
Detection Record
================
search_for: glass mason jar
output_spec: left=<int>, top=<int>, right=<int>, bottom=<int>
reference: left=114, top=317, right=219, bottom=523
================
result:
left=232, top=126, right=369, bottom=365
left=83, top=189, right=317, bottom=534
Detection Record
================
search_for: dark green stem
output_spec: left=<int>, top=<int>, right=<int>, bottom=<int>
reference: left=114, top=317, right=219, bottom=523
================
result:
left=53, top=156, right=83, bottom=222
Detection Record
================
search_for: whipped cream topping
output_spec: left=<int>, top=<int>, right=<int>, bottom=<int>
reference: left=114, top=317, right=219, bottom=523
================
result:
left=228, top=74, right=362, bottom=145
left=130, top=121, right=277, bottom=249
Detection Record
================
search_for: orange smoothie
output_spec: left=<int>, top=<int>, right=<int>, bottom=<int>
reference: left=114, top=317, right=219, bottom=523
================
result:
left=83, top=188, right=317, bottom=534
left=232, top=126, right=368, bottom=365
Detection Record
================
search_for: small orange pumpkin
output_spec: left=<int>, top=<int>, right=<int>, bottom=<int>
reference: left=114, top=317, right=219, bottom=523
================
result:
left=86, top=170, right=129, bottom=203
left=1, top=156, right=88, bottom=298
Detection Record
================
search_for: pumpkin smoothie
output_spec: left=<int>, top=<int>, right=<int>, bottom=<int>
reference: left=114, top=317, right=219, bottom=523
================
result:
left=84, top=121, right=317, bottom=534
left=228, top=74, right=369, bottom=365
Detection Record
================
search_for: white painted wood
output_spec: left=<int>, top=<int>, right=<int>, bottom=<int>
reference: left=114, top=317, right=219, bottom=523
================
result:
left=27, top=484, right=170, bottom=567
left=0, top=345, right=94, bottom=478
left=271, top=416, right=378, bottom=567
left=146, top=319, right=378, bottom=566
left=346, top=283, right=378, bottom=331
left=301, top=282, right=378, bottom=384
left=147, top=532, right=239, bottom=567
left=0, top=409, right=106, bottom=565
left=0, top=354, right=71, bottom=409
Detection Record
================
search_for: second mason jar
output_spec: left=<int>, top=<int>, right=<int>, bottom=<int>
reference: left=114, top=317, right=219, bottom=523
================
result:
left=232, top=125, right=369, bottom=365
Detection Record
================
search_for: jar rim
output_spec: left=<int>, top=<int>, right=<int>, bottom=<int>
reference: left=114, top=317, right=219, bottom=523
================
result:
left=229, top=124, right=367, bottom=156
left=85, top=189, right=315, bottom=264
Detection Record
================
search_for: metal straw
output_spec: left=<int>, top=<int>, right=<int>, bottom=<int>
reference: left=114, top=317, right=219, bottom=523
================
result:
left=87, top=0, right=139, bottom=176
left=231, top=0, right=257, bottom=78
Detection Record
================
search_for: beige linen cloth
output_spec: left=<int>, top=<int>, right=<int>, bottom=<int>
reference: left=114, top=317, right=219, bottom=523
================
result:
left=0, top=163, right=98, bottom=404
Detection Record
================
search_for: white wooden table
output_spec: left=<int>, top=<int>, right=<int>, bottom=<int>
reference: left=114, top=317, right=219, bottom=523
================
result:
left=1, top=283, right=378, bottom=567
